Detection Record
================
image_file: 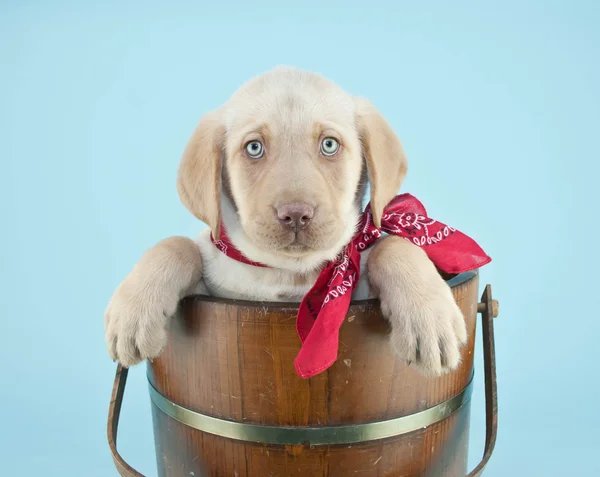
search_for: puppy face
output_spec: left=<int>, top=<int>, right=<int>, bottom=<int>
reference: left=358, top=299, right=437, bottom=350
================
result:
left=177, top=67, right=407, bottom=270
left=222, top=71, right=364, bottom=257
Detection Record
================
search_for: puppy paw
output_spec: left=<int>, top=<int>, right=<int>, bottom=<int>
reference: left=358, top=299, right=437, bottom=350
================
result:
left=104, top=276, right=179, bottom=367
left=381, top=278, right=467, bottom=376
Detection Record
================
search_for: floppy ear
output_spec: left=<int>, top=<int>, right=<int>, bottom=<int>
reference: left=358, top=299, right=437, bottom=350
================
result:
left=177, top=110, right=226, bottom=239
left=355, top=98, right=408, bottom=228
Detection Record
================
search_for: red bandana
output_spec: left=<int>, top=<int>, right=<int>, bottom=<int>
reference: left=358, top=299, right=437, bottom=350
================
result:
left=210, top=193, right=491, bottom=379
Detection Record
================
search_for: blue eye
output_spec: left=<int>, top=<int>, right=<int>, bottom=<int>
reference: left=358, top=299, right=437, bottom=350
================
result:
left=321, top=137, right=339, bottom=156
left=245, top=140, right=264, bottom=159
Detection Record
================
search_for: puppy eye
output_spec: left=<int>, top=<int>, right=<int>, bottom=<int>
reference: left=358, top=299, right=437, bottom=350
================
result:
left=320, top=137, right=339, bottom=156
left=245, top=140, right=264, bottom=159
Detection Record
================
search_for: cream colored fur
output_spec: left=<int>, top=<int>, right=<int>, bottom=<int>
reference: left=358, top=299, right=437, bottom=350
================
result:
left=104, top=67, right=467, bottom=375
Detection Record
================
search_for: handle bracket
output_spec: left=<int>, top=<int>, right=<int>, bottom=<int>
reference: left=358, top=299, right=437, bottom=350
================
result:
left=466, top=284, right=499, bottom=477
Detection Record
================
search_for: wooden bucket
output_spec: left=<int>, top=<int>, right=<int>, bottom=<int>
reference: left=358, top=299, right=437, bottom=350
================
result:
left=108, top=271, right=498, bottom=477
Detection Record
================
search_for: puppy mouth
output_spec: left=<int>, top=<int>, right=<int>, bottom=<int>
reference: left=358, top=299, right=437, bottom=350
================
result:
left=247, top=217, right=341, bottom=255
left=275, top=234, right=313, bottom=254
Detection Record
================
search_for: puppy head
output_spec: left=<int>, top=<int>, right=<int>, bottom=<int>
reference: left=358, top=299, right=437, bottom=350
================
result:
left=177, top=67, right=407, bottom=270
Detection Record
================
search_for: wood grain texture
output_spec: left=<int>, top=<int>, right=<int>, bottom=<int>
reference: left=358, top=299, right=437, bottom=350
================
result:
left=147, top=272, right=479, bottom=477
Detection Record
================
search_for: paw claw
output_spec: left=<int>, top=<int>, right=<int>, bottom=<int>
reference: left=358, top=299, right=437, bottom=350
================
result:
left=104, top=280, right=176, bottom=367
left=383, top=280, right=467, bottom=377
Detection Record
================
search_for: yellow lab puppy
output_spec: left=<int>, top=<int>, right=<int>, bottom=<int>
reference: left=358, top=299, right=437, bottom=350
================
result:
left=104, top=67, right=466, bottom=376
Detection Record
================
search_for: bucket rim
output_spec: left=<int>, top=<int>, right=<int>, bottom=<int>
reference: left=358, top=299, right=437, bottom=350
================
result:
left=180, top=270, right=478, bottom=310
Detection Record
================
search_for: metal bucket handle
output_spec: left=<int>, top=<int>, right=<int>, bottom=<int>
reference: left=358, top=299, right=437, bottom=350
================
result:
left=107, top=285, right=499, bottom=477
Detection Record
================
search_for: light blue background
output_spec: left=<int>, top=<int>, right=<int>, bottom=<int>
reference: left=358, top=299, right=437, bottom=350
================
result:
left=1, top=1, right=598, bottom=476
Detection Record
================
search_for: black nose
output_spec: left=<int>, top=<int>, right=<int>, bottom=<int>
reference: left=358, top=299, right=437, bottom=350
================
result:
left=277, top=203, right=314, bottom=230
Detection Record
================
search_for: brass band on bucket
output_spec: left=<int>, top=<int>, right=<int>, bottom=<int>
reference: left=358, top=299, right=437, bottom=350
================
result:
left=148, top=377, right=473, bottom=446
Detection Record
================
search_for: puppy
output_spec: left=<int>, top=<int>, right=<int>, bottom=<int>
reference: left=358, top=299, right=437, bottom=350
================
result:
left=104, top=67, right=466, bottom=376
